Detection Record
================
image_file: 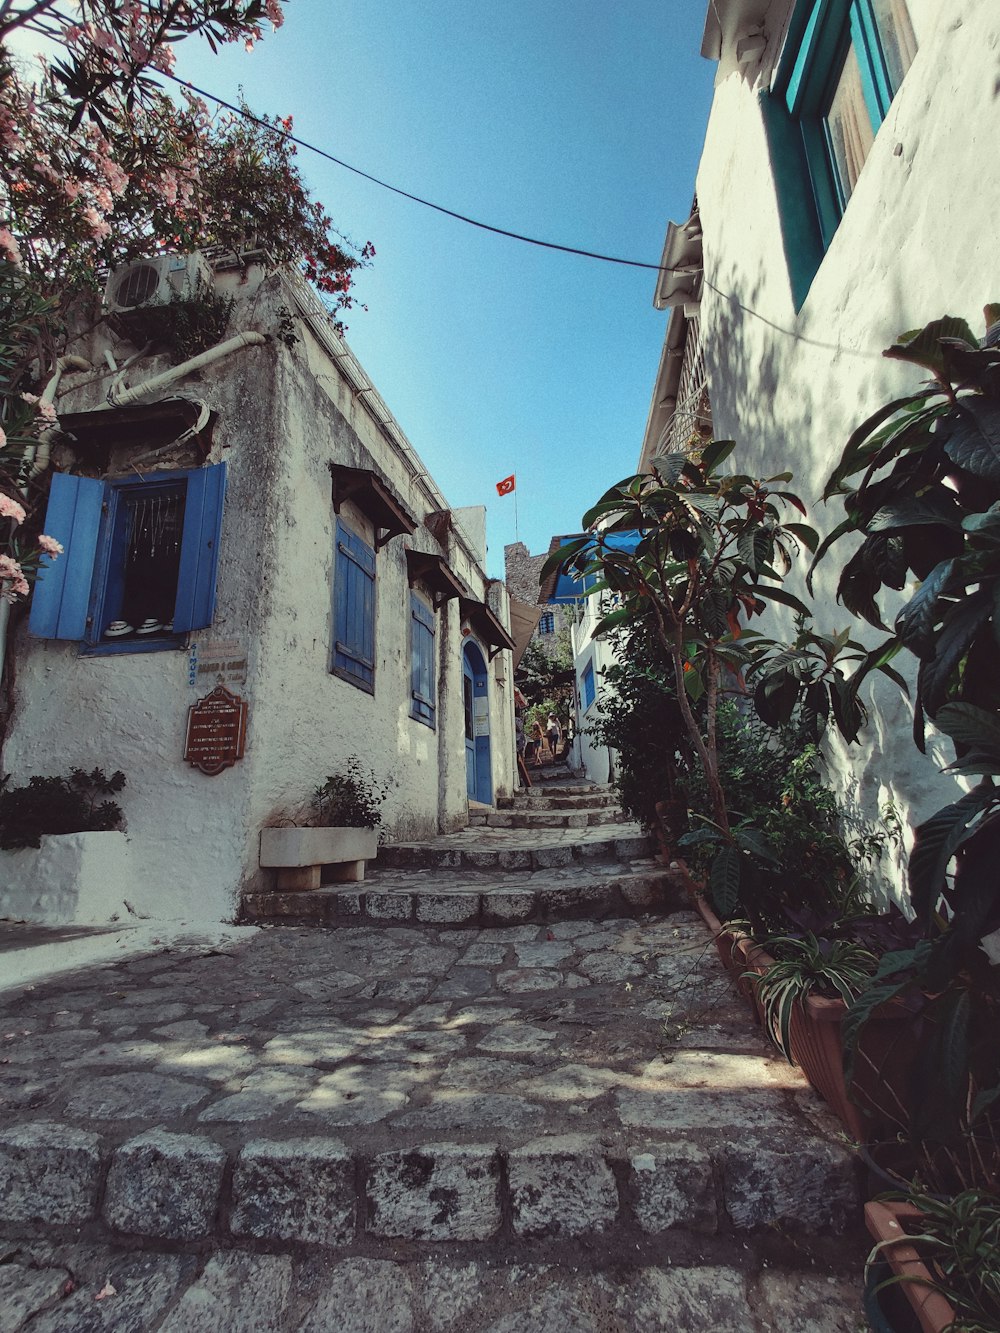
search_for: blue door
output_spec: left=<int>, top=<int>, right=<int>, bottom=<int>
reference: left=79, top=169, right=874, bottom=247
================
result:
left=463, top=641, right=492, bottom=804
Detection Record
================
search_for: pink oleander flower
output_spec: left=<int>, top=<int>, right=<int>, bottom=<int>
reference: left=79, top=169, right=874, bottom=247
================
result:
left=0, top=494, right=27, bottom=525
left=37, top=534, right=64, bottom=557
left=265, top=0, right=284, bottom=28
left=0, top=554, right=23, bottom=579
left=20, top=392, right=38, bottom=405
left=0, top=228, right=22, bottom=265
left=0, top=426, right=5, bottom=448
left=36, top=401, right=58, bottom=425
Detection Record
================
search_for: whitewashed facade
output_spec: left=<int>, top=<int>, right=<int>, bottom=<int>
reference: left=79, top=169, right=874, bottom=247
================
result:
left=1, top=261, right=515, bottom=924
left=638, top=0, right=1000, bottom=886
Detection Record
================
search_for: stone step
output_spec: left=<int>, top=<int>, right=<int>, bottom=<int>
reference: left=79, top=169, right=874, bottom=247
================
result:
left=483, top=808, right=628, bottom=830
left=242, top=863, right=677, bottom=926
left=0, top=1239, right=864, bottom=1332
left=0, top=914, right=864, bottom=1322
left=375, top=827, right=650, bottom=872
left=498, top=790, right=619, bottom=811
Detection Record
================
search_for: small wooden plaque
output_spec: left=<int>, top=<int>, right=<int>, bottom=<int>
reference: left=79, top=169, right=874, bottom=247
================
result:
left=183, top=684, right=248, bottom=776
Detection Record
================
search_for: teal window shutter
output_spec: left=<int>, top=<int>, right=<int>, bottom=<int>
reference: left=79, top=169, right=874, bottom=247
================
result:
left=332, top=520, right=376, bottom=691
left=28, top=472, right=104, bottom=640
left=410, top=593, right=436, bottom=726
left=172, top=461, right=226, bottom=633
left=582, top=659, right=596, bottom=711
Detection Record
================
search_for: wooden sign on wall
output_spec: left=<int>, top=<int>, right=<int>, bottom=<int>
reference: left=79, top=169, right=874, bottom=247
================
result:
left=183, top=684, right=248, bottom=776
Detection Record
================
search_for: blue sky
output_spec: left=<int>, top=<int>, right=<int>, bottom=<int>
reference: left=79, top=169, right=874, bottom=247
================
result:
left=176, top=1, right=716, bottom=577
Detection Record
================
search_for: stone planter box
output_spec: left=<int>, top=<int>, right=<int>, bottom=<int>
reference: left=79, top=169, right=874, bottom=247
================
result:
left=0, top=831, right=131, bottom=924
left=259, top=826, right=378, bottom=891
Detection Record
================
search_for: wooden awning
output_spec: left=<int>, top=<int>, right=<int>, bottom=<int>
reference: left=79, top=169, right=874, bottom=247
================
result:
left=460, top=596, right=516, bottom=661
left=405, top=549, right=465, bottom=610
left=330, top=464, right=417, bottom=551
left=57, top=398, right=215, bottom=469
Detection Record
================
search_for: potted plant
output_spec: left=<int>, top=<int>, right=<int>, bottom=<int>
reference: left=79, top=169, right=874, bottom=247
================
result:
left=0, top=768, right=130, bottom=923
left=259, top=760, right=389, bottom=891
left=865, top=1190, right=1000, bottom=1333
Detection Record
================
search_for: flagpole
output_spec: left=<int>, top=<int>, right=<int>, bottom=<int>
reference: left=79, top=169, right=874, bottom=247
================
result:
left=514, top=482, right=519, bottom=543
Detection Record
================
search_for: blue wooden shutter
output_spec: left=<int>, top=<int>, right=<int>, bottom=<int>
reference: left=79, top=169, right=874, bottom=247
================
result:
left=173, top=462, right=226, bottom=633
left=28, top=472, right=104, bottom=640
left=332, top=521, right=376, bottom=691
left=410, top=594, right=436, bottom=726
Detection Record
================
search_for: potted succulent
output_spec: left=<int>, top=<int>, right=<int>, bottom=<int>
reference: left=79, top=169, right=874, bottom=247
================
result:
left=259, top=760, right=389, bottom=891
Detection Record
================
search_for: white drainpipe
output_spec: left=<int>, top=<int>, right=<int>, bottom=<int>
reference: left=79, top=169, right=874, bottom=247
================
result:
left=107, top=331, right=266, bottom=408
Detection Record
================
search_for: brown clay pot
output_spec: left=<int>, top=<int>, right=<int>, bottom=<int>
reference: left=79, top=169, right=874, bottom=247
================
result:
left=865, top=1200, right=958, bottom=1333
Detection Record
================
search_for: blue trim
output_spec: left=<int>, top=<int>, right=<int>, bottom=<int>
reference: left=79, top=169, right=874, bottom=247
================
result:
left=332, top=519, right=376, bottom=692
left=410, top=592, right=436, bottom=728
left=30, top=464, right=225, bottom=651
left=173, top=462, right=226, bottom=633
left=767, top=0, right=913, bottom=308
left=582, top=659, right=596, bottom=711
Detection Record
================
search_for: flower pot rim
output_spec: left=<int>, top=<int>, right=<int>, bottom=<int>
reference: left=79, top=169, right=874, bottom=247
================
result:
left=864, top=1199, right=959, bottom=1333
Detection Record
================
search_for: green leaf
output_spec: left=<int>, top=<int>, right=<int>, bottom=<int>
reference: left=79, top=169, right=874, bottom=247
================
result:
left=781, top=522, right=819, bottom=553
left=591, top=608, right=634, bottom=638
left=649, top=453, right=689, bottom=486
left=823, top=391, right=934, bottom=501
left=710, top=844, right=741, bottom=916
left=733, top=827, right=779, bottom=865
left=700, top=439, right=736, bottom=472
left=884, top=315, right=979, bottom=377
left=806, top=516, right=859, bottom=592
left=753, top=584, right=812, bottom=618
left=894, top=559, right=956, bottom=659
left=935, top=701, right=1000, bottom=757
left=868, top=491, right=964, bottom=532
left=943, top=400, right=1000, bottom=482
left=908, top=786, right=997, bottom=925
left=918, top=590, right=992, bottom=715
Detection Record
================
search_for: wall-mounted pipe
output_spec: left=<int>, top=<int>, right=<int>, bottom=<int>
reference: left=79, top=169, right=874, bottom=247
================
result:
left=107, top=331, right=266, bottom=409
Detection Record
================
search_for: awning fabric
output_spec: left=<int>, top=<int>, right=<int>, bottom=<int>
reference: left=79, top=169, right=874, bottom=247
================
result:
left=507, top=597, right=544, bottom=670
left=542, top=530, right=644, bottom=604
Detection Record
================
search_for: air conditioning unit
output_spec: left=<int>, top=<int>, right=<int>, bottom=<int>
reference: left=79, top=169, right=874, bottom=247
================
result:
left=103, top=253, right=214, bottom=314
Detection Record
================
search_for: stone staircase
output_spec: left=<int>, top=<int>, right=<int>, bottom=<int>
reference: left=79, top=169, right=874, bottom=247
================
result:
left=242, top=779, right=675, bottom=928
left=0, top=784, right=866, bottom=1329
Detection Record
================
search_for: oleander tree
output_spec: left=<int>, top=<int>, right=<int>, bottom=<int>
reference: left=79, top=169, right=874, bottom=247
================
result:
left=0, top=0, right=373, bottom=602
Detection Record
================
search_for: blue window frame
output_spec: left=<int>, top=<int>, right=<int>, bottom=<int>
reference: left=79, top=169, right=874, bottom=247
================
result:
left=581, top=659, right=596, bottom=711
left=332, top=519, right=376, bottom=693
left=410, top=593, right=436, bottom=728
left=29, top=463, right=226, bottom=653
left=763, top=0, right=916, bottom=307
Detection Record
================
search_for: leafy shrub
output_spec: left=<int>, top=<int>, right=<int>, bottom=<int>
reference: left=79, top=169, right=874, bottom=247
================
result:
left=311, top=761, right=388, bottom=830
left=0, top=768, right=126, bottom=850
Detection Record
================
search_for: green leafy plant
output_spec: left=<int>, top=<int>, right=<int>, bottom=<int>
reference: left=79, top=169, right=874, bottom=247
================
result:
left=311, top=761, right=388, bottom=830
left=583, top=615, right=696, bottom=828
left=867, top=1189, right=1000, bottom=1332
left=0, top=767, right=126, bottom=849
left=542, top=441, right=817, bottom=862
left=118, top=289, right=235, bottom=364
left=748, top=932, right=877, bottom=1062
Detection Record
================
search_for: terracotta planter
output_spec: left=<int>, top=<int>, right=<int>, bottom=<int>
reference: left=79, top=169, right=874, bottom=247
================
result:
left=691, top=890, right=762, bottom=1023
left=864, top=1200, right=958, bottom=1333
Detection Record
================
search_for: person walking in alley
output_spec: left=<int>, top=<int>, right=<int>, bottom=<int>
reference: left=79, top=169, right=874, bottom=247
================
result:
left=546, top=713, right=562, bottom=762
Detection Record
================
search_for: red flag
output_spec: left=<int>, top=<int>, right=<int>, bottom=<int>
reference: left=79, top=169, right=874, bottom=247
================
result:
left=496, top=474, right=516, bottom=496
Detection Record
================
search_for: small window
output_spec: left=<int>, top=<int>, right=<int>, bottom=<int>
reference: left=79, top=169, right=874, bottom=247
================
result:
left=410, top=593, right=436, bottom=728
left=29, top=464, right=226, bottom=652
left=764, top=0, right=916, bottom=305
left=581, top=659, right=596, bottom=711
left=539, top=611, right=555, bottom=635
left=331, top=519, right=376, bottom=693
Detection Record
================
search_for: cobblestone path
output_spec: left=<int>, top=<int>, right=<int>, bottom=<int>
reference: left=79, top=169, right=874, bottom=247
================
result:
left=0, top=782, right=869, bottom=1330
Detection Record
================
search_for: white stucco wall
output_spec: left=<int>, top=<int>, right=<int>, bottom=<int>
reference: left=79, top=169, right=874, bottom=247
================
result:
left=3, top=270, right=514, bottom=923
left=690, top=0, right=1000, bottom=889
left=572, top=598, right=616, bottom=786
